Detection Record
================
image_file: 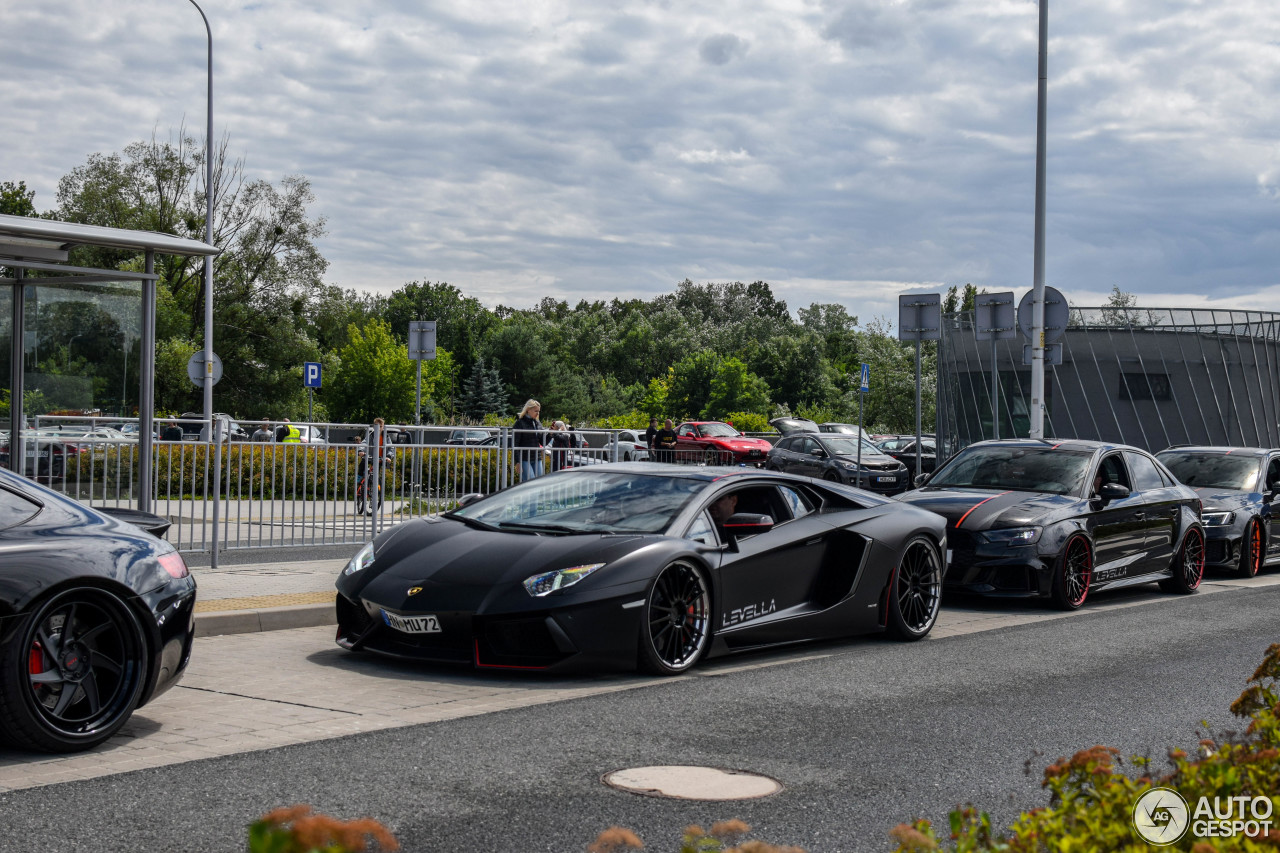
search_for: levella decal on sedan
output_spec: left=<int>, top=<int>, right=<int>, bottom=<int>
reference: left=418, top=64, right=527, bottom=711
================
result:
left=335, top=463, right=948, bottom=675
left=1156, top=446, right=1280, bottom=578
left=897, top=439, right=1205, bottom=609
left=0, top=469, right=196, bottom=752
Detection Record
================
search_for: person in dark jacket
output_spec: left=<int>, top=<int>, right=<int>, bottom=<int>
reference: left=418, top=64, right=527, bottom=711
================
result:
left=548, top=420, right=573, bottom=472
left=513, top=399, right=545, bottom=480
left=643, top=417, right=659, bottom=457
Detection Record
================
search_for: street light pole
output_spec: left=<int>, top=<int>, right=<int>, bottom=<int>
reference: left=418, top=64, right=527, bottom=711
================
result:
left=187, top=0, right=214, bottom=428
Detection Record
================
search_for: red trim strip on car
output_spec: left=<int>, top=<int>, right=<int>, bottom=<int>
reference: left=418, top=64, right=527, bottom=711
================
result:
left=956, top=492, right=1011, bottom=528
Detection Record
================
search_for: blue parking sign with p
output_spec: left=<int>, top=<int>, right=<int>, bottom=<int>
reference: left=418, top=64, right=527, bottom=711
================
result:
left=860, top=363, right=870, bottom=393
left=304, top=362, right=322, bottom=388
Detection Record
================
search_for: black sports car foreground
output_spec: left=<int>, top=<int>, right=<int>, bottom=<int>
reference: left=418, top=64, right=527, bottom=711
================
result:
left=335, top=463, right=947, bottom=675
left=0, top=470, right=196, bottom=751
left=897, top=439, right=1205, bottom=609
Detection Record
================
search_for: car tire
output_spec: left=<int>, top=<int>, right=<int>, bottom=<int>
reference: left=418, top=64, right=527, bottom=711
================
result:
left=703, top=449, right=720, bottom=466
left=886, top=536, right=943, bottom=641
left=637, top=560, right=712, bottom=676
left=622, top=452, right=632, bottom=462
left=1161, top=527, right=1205, bottom=594
left=1051, top=534, right=1092, bottom=610
left=0, top=587, right=148, bottom=752
left=823, top=471, right=841, bottom=483
left=1237, top=519, right=1263, bottom=579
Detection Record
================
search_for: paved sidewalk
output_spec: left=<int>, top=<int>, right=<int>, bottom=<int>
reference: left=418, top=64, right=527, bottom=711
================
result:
left=192, top=557, right=348, bottom=637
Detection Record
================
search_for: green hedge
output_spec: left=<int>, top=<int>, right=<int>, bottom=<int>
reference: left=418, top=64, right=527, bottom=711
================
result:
left=67, top=444, right=511, bottom=500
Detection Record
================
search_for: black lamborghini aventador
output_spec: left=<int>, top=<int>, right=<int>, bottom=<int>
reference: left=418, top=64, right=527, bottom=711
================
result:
left=897, top=439, right=1205, bottom=609
left=0, top=469, right=196, bottom=752
left=335, top=463, right=948, bottom=674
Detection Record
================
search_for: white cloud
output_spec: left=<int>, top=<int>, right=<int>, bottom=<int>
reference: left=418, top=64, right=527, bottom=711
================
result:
left=3, top=0, right=1280, bottom=322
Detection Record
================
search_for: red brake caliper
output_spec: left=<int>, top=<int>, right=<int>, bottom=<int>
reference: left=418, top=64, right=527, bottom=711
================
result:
left=29, top=641, right=44, bottom=676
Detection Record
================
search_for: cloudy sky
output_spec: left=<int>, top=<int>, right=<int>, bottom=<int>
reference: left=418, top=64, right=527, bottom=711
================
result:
left=5, top=0, right=1280, bottom=322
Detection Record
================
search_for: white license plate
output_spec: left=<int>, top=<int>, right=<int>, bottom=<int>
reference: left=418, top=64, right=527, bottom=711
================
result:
left=381, top=610, right=441, bottom=634
left=876, top=476, right=895, bottom=483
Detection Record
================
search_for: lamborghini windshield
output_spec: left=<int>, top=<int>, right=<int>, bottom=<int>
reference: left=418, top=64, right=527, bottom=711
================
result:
left=450, top=471, right=706, bottom=534
left=928, top=446, right=1092, bottom=496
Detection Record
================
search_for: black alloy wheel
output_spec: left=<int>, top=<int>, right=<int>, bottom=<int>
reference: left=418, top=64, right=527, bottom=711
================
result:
left=823, top=471, right=841, bottom=482
left=886, top=537, right=943, bottom=640
left=638, top=561, right=712, bottom=675
left=1162, top=527, right=1205, bottom=594
left=703, top=449, right=721, bottom=466
left=0, top=587, right=148, bottom=752
left=1238, top=519, right=1263, bottom=579
left=1051, top=534, right=1092, bottom=610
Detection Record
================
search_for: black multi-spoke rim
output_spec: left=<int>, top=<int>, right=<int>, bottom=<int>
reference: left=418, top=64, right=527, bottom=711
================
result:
left=646, top=563, right=710, bottom=671
left=1063, top=537, right=1091, bottom=606
left=1183, top=529, right=1205, bottom=588
left=24, top=591, right=144, bottom=739
left=896, top=542, right=941, bottom=632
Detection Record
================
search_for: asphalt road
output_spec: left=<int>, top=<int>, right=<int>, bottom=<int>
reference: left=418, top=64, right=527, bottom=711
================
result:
left=2, top=583, right=1276, bottom=853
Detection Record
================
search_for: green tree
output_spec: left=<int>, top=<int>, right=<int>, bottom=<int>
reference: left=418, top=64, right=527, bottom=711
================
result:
left=458, top=356, right=507, bottom=420
left=0, top=181, right=37, bottom=216
left=704, top=358, right=771, bottom=419
left=327, top=320, right=416, bottom=423
left=381, top=281, right=496, bottom=374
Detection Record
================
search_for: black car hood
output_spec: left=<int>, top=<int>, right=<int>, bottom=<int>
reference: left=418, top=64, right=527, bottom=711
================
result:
left=897, top=487, right=1079, bottom=530
left=1192, top=487, right=1257, bottom=513
left=353, top=517, right=662, bottom=612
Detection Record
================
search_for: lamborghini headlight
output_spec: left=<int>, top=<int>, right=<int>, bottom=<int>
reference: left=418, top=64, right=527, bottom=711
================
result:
left=1201, top=511, right=1235, bottom=526
left=523, top=563, right=606, bottom=597
left=982, top=526, right=1042, bottom=546
left=343, top=542, right=375, bottom=576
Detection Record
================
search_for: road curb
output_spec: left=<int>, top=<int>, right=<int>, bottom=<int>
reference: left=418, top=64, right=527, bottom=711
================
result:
left=195, top=602, right=335, bottom=638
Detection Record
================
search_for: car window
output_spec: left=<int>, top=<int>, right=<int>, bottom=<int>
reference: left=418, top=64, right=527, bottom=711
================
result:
left=684, top=511, right=718, bottom=546
left=1097, top=453, right=1132, bottom=491
left=1268, top=458, right=1280, bottom=491
left=775, top=436, right=796, bottom=452
left=0, top=486, right=41, bottom=531
left=1124, top=451, right=1166, bottom=492
left=678, top=425, right=696, bottom=437
left=800, top=437, right=820, bottom=454
left=777, top=486, right=812, bottom=520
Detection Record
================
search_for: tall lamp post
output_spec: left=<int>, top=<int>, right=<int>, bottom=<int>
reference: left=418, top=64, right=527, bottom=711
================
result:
left=187, top=0, right=214, bottom=426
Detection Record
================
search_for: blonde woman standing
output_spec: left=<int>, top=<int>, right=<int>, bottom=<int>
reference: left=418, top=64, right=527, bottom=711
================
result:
left=513, top=399, right=545, bottom=480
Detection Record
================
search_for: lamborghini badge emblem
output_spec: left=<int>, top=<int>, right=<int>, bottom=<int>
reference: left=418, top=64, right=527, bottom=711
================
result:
left=407, top=586, right=423, bottom=596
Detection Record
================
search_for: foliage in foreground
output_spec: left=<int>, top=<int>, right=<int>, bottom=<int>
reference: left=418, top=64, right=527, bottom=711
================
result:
left=889, top=644, right=1280, bottom=852
left=248, top=805, right=397, bottom=853
left=589, top=820, right=804, bottom=853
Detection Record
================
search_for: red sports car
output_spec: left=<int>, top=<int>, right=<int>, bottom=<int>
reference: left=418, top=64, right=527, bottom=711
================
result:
left=673, top=421, right=774, bottom=466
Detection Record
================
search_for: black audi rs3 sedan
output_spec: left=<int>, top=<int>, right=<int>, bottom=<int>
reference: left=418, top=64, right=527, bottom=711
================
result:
left=335, top=463, right=948, bottom=675
left=897, top=439, right=1204, bottom=609
left=1156, top=446, right=1280, bottom=578
left=0, top=469, right=196, bottom=751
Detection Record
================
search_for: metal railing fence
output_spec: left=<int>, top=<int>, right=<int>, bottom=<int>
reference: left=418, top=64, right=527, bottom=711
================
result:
left=7, top=419, right=766, bottom=559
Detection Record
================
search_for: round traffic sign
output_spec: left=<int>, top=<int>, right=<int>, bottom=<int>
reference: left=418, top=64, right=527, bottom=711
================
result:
left=1017, top=286, right=1069, bottom=343
left=187, top=350, right=223, bottom=388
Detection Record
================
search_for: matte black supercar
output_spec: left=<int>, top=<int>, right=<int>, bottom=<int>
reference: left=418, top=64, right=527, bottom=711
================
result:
left=335, top=463, right=948, bottom=674
left=897, top=439, right=1204, bottom=609
left=1156, top=446, right=1280, bottom=578
left=0, top=470, right=196, bottom=751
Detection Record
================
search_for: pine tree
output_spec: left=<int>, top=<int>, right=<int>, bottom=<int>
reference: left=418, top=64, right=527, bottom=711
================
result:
left=459, top=357, right=507, bottom=419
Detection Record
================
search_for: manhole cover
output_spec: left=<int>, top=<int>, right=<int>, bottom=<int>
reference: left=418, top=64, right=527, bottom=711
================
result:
left=602, top=765, right=782, bottom=800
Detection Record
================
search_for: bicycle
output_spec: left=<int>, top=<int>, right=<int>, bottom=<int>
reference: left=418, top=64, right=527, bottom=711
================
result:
left=354, top=449, right=391, bottom=515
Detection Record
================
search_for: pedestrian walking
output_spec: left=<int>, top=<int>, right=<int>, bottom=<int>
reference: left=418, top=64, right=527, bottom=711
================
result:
left=160, top=420, right=183, bottom=442
left=513, top=400, right=545, bottom=481
left=251, top=420, right=273, bottom=442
